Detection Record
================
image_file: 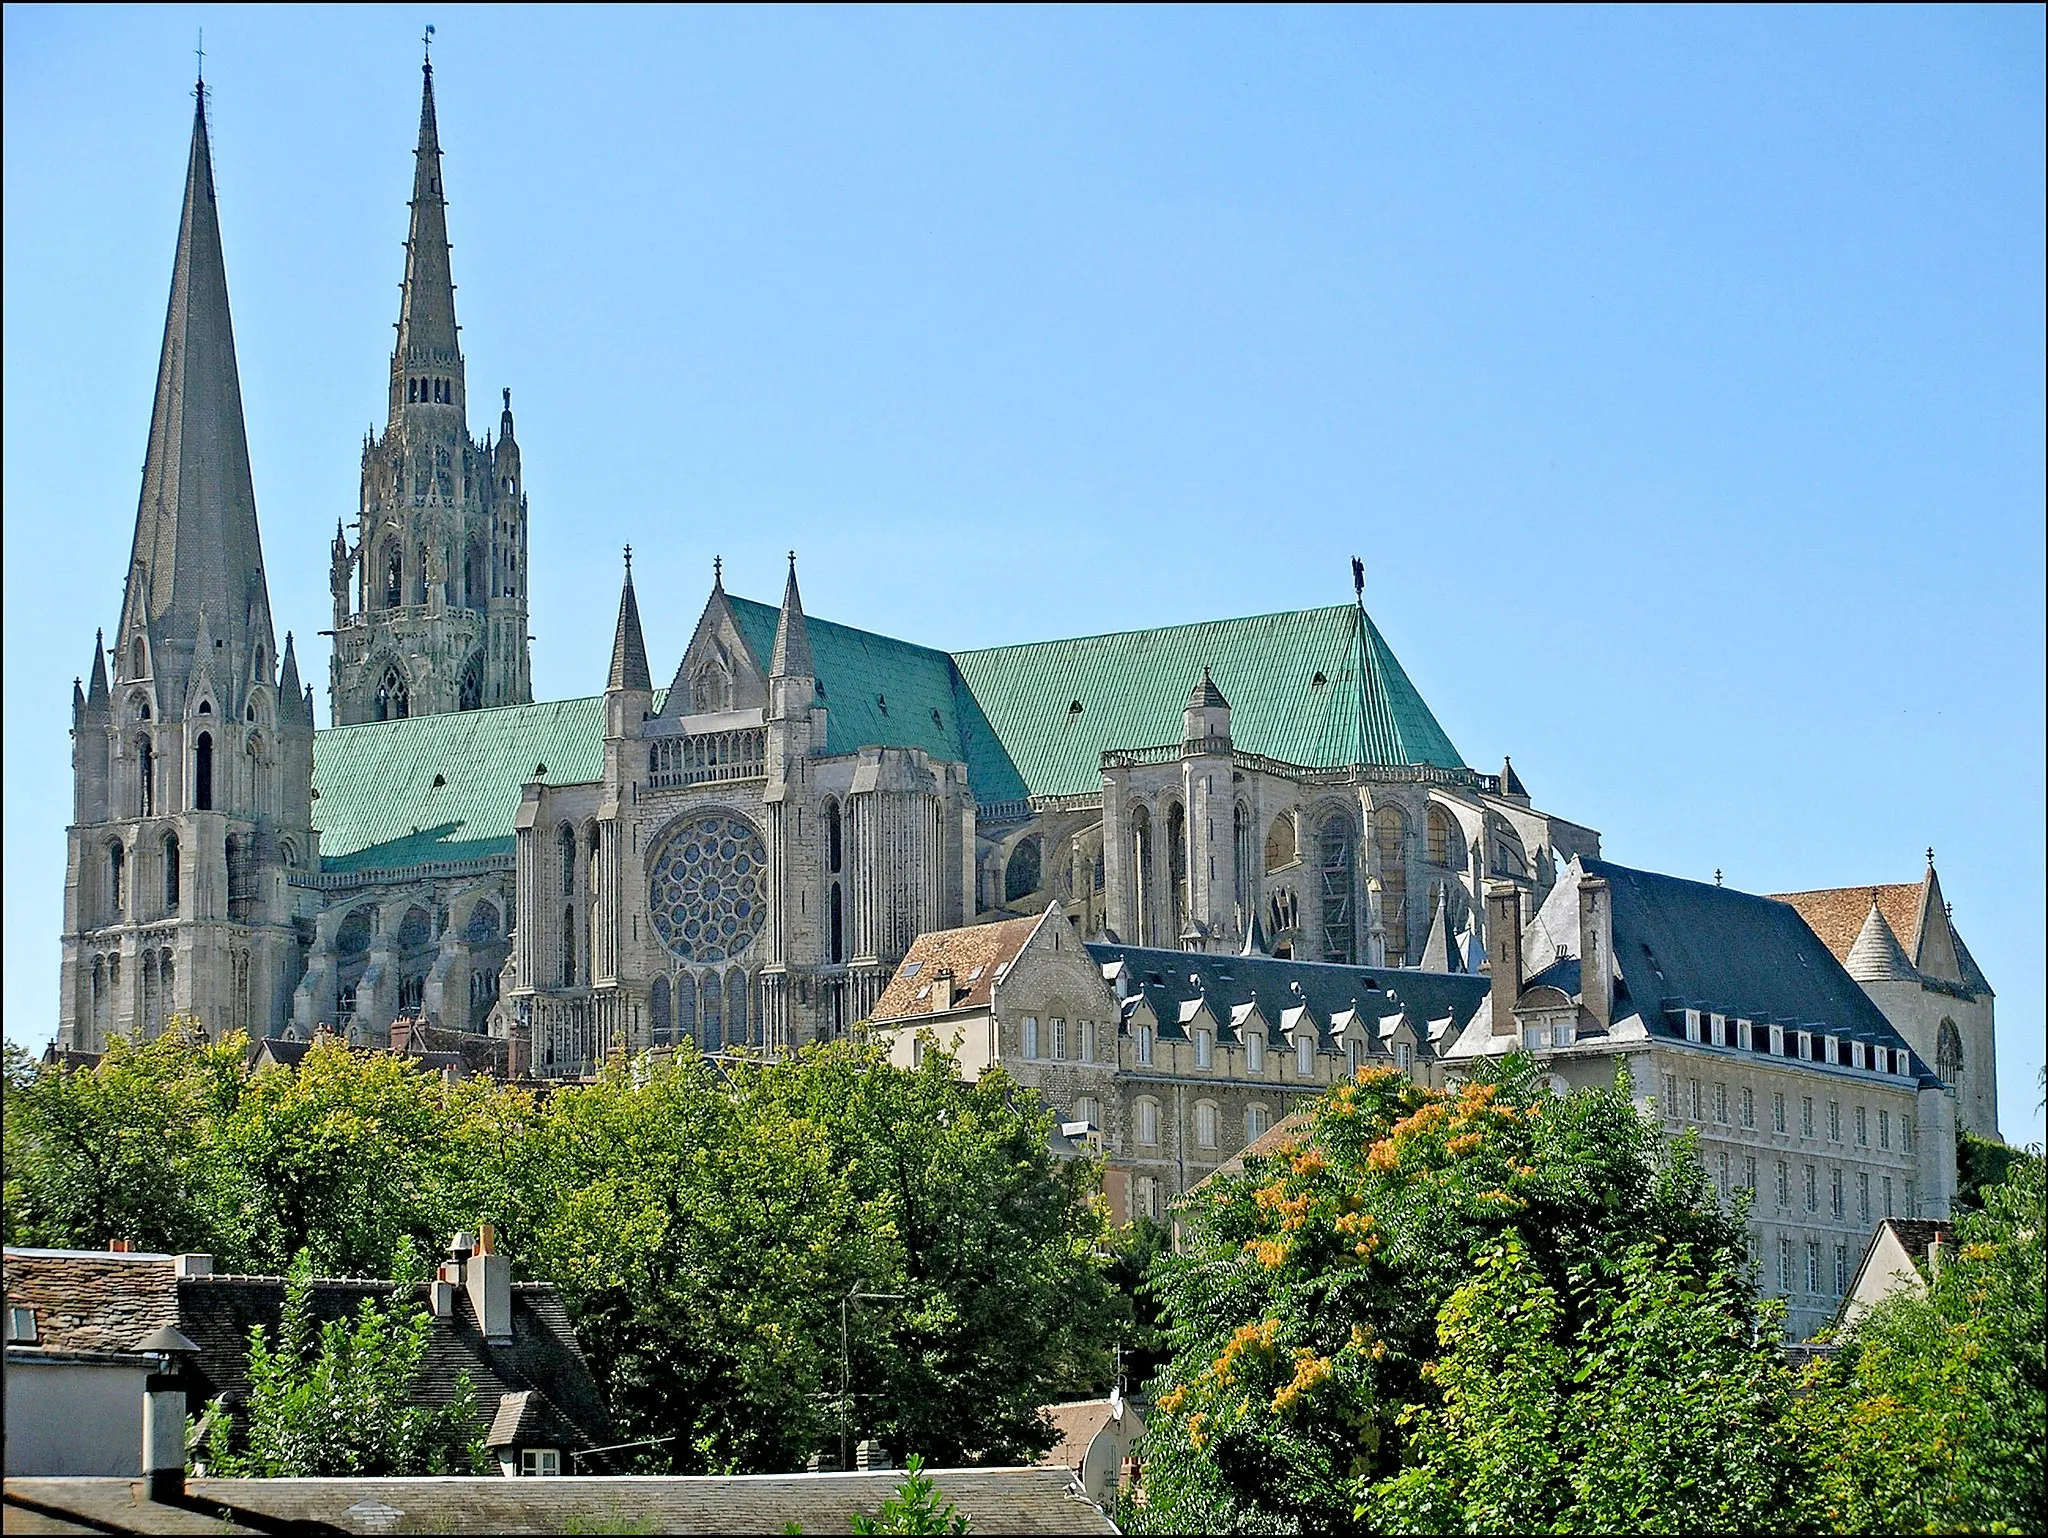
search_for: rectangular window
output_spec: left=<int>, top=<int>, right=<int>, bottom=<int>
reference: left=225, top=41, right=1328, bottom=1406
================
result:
left=1828, top=1102, right=1841, bottom=1143
left=1246, top=1104, right=1270, bottom=1142
left=1083, top=1020, right=1097, bottom=1062
left=1804, top=1164, right=1818, bottom=1213
left=1776, top=1160, right=1790, bottom=1209
left=1802, top=1097, right=1814, bottom=1137
left=1807, top=1240, right=1822, bottom=1294
left=1774, top=1092, right=1786, bottom=1133
left=1835, top=1244, right=1850, bottom=1294
left=1136, top=1175, right=1158, bottom=1220
left=1779, top=1237, right=1793, bottom=1292
left=1136, top=1025, right=1154, bottom=1066
left=1884, top=1176, right=1894, bottom=1218
left=520, top=1449, right=561, bottom=1477
left=1664, top=1073, right=1679, bottom=1116
left=5, top=1306, right=36, bottom=1345
left=1395, top=1042, right=1413, bottom=1072
left=1022, top=1017, right=1039, bottom=1059
left=1855, top=1105, right=1867, bottom=1147
left=1905, top=1178, right=1915, bottom=1216
left=1745, top=1155, right=1757, bottom=1193
left=1051, top=1018, right=1068, bottom=1061
left=1137, top=1100, right=1159, bottom=1146
left=1246, top=1030, right=1263, bottom=1074
left=1878, top=1108, right=1890, bottom=1150
left=1195, top=1102, right=1218, bottom=1148
left=1714, top=1083, right=1728, bottom=1123
left=1688, top=1079, right=1703, bottom=1119
left=1194, top=1029, right=1212, bottom=1069
left=1830, top=1167, right=1844, bottom=1219
left=1902, top=1116, right=1914, bottom=1154
left=1741, top=1086, right=1755, bottom=1129
left=1717, top=1149, right=1730, bottom=1195
left=1074, top=1095, right=1099, bottom=1128
left=1298, top=1035, right=1315, bottom=1076
left=1347, top=1038, right=1362, bottom=1075
left=1858, top=1171, right=1871, bottom=1224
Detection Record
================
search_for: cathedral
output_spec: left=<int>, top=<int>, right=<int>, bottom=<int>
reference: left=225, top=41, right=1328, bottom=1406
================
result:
left=56, top=59, right=1998, bottom=1141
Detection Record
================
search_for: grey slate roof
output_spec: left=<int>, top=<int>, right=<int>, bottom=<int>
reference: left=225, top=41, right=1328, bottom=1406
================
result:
left=2, top=1468, right=1116, bottom=1535
left=1583, top=857, right=1939, bottom=1084
left=1087, top=942, right=1488, bottom=1050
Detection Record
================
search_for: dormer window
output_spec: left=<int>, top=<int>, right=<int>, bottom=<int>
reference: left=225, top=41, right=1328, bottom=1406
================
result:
left=519, top=1449, right=561, bottom=1477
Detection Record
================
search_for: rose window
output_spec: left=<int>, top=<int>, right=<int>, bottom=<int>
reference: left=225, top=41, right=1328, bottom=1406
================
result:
left=647, top=813, right=767, bottom=963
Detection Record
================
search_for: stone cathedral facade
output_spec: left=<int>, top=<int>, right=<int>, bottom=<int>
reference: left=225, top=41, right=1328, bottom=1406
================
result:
left=54, top=60, right=1998, bottom=1139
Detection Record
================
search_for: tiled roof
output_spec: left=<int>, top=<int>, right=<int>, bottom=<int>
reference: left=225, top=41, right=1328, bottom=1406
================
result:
left=871, top=914, right=1045, bottom=1022
left=1091, top=943, right=1488, bottom=1047
left=311, top=596, right=1465, bottom=872
left=1, top=1468, right=1116, bottom=1535
left=3, top=1251, right=179, bottom=1354
left=1774, top=884, right=1928, bottom=968
left=1039, top=1400, right=1118, bottom=1474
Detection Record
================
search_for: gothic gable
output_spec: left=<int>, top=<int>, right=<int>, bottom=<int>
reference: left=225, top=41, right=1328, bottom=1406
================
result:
left=664, top=584, right=766, bottom=720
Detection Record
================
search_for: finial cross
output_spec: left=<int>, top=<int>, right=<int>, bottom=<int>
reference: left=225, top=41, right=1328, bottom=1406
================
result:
left=623, top=544, right=633, bottom=571
left=195, top=29, right=204, bottom=83
left=423, top=24, right=436, bottom=62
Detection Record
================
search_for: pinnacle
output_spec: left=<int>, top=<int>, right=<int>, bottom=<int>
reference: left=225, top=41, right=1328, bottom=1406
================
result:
left=769, top=555, right=814, bottom=680
left=607, top=553, right=652, bottom=693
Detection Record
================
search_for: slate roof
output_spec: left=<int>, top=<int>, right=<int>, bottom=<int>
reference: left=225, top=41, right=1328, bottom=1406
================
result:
left=2, top=1468, right=1115, bottom=1535
left=871, top=913, right=1045, bottom=1022
left=312, top=594, right=1465, bottom=871
left=1087, top=943, right=1488, bottom=1049
left=2, top=1251, right=610, bottom=1462
left=1582, top=858, right=1940, bottom=1084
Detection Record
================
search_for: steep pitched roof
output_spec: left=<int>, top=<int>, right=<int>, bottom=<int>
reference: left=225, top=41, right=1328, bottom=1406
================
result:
left=118, top=88, right=274, bottom=707
left=871, top=914, right=1045, bottom=1022
left=1772, top=872, right=1992, bottom=997
left=607, top=560, right=652, bottom=692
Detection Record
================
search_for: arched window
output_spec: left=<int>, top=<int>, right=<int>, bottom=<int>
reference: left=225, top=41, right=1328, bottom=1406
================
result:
left=702, top=970, right=724, bottom=1051
left=559, top=825, right=577, bottom=897
left=193, top=732, right=213, bottom=811
left=1265, top=811, right=1297, bottom=872
left=408, top=377, right=418, bottom=403
left=560, top=905, right=576, bottom=988
left=1490, top=819, right=1528, bottom=878
left=650, top=976, right=671, bottom=1044
left=464, top=902, right=501, bottom=945
left=586, top=824, right=602, bottom=898
left=398, top=906, right=433, bottom=956
left=1005, top=835, right=1041, bottom=905
left=675, top=972, right=697, bottom=1046
left=382, top=542, right=403, bottom=608
left=1194, top=1101, right=1219, bottom=1149
left=727, top=967, right=748, bottom=1047
left=826, top=799, right=843, bottom=874
left=136, top=735, right=155, bottom=817
left=130, top=638, right=146, bottom=678
left=1130, top=805, right=1153, bottom=946
left=829, top=882, right=844, bottom=964
left=458, top=652, right=483, bottom=712
left=107, top=842, right=125, bottom=918
left=1937, top=1019, right=1963, bottom=1094
left=1135, top=1097, right=1161, bottom=1146
left=1373, top=806, right=1409, bottom=966
left=1246, top=1104, right=1271, bottom=1142
left=1426, top=806, right=1458, bottom=867
left=416, top=543, right=431, bottom=606
left=1166, top=803, right=1188, bottom=940
left=375, top=666, right=408, bottom=721
left=464, top=540, right=485, bottom=610
left=337, top=907, right=374, bottom=957
left=163, top=834, right=180, bottom=912
left=1319, top=814, right=1355, bottom=964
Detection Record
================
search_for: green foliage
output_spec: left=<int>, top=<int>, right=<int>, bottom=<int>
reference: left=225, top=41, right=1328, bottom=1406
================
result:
left=1958, top=1126, right=2022, bottom=1213
left=848, top=1456, right=971, bottom=1535
left=1130, top=1059, right=1793, bottom=1534
left=204, top=1251, right=487, bottom=1477
left=1800, top=1151, right=2046, bottom=1534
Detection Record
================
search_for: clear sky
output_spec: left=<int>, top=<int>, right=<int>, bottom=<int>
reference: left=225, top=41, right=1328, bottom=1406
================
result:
left=5, top=5, right=2042, bottom=1141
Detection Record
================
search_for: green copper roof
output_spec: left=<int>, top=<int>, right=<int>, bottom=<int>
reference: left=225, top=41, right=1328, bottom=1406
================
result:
left=952, top=603, right=1466, bottom=798
left=312, top=596, right=1462, bottom=873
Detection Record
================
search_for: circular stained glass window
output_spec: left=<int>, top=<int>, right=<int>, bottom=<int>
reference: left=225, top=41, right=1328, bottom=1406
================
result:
left=647, top=812, right=768, bottom=963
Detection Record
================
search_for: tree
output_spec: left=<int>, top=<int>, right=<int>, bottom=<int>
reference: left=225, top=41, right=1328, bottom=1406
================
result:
left=1131, top=1058, right=1798, bottom=1534
left=1800, top=1151, right=2046, bottom=1534
left=849, top=1456, right=972, bottom=1535
left=204, top=1248, right=487, bottom=1477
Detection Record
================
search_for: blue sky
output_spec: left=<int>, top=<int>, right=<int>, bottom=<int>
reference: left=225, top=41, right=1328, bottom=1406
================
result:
left=5, top=5, right=2042, bottom=1140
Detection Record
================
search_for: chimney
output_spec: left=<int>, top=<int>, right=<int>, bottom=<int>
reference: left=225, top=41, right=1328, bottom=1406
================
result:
left=465, top=1222, right=513, bottom=1344
left=1577, top=876, right=1612, bottom=1031
left=109, top=1239, right=136, bottom=1253
left=931, top=968, right=956, bottom=1012
left=1929, top=1228, right=1949, bottom=1282
left=856, top=1438, right=893, bottom=1472
left=135, top=1325, right=200, bottom=1502
left=391, top=1018, right=413, bottom=1057
left=1486, top=883, right=1523, bottom=1038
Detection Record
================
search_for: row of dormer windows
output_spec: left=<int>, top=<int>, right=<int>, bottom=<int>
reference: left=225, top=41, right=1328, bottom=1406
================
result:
left=1683, top=1007, right=1911, bottom=1079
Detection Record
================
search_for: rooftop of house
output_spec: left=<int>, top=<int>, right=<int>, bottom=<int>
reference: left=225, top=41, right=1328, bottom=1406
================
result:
left=312, top=593, right=1467, bottom=872
left=1771, top=870, right=1992, bottom=997
left=1200, top=1109, right=1316, bottom=1184
left=2, top=1247, right=611, bottom=1462
left=0, top=1467, right=1115, bottom=1535
left=1037, top=1397, right=1142, bottom=1475
left=871, top=912, right=1046, bottom=1022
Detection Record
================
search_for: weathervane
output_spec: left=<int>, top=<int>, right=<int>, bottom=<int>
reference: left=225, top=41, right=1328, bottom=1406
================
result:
left=423, top=23, right=436, bottom=67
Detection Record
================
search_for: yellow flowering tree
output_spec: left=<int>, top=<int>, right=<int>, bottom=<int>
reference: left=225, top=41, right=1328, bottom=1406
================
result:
left=1130, top=1056, right=1771, bottom=1533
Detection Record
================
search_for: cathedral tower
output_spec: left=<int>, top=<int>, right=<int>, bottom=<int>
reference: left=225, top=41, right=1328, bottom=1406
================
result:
left=61, top=81, right=314, bottom=1050
left=330, top=50, right=531, bottom=724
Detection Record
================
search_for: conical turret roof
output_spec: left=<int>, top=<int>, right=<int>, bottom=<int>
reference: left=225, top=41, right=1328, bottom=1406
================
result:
left=608, top=553, right=652, bottom=692
left=769, top=556, right=813, bottom=679
left=117, top=86, right=275, bottom=706
left=1845, top=897, right=1915, bottom=983
left=1188, top=666, right=1230, bottom=710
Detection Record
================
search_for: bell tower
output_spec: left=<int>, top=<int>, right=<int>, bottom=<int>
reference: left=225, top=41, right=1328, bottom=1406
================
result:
left=330, top=46, right=531, bottom=725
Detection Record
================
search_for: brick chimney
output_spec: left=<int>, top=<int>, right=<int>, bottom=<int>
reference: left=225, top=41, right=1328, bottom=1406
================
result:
left=466, top=1222, right=513, bottom=1344
left=1486, top=883, right=1523, bottom=1038
left=931, top=968, right=956, bottom=1012
left=1577, top=875, right=1612, bottom=1031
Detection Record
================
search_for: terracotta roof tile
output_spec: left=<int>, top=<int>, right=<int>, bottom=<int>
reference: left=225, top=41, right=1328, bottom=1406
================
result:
left=871, top=914, right=1044, bottom=1023
left=1772, top=884, right=1925, bottom=966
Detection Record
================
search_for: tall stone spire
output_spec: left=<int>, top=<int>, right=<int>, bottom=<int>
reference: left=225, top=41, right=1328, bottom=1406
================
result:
left=117, top=84, right=275, bottom=704
left=389, top=50, right=462, bottom=422
left=607, top=549, right=652, bottom=692
left=769, top=554, right=814, bottom=680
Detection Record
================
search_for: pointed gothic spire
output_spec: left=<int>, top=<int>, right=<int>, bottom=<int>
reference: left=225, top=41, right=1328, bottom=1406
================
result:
left=1240, top=905, right=1269, bottom=957
left=769, top=553, right=814, bottom=679
left=86, top=631, right=110, bottom=711
left=1845, top=896, right=1915, bottom=984
left=1419, top=887, right=1452, bottom=972
left=393, top=53, right=460, bottom=384
left=608, top=548, right=652, bottom=692
left=118, top=84, right=275, bottom=705
left=278, top=632, right=309, bottom=725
